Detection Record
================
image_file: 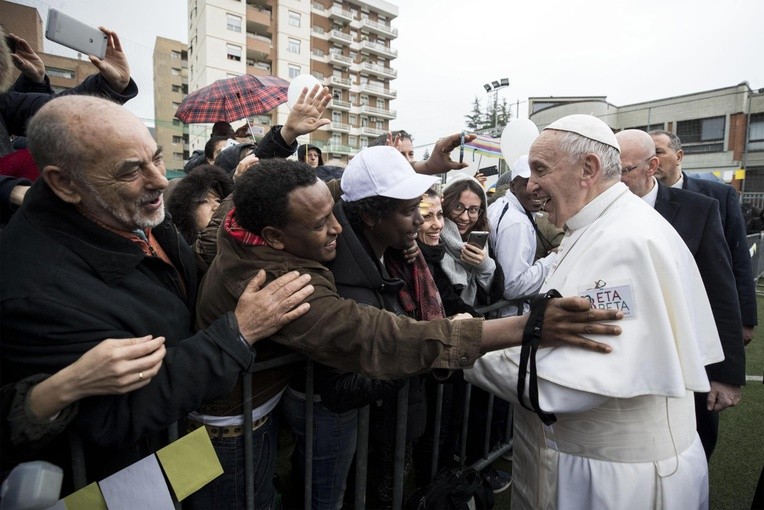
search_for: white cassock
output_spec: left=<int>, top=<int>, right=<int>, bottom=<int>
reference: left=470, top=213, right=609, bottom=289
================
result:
left=465, top=182, right=724, bottom=510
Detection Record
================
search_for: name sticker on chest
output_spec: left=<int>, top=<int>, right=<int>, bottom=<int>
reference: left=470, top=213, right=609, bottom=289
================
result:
left=578, top=280, right=636, bottom=319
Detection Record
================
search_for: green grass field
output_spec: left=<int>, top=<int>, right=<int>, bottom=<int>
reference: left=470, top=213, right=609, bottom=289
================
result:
left=708, top=295, right=764, bottom=509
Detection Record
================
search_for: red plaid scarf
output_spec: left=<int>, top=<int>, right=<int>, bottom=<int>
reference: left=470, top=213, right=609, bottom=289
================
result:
left=224, top=207, right=269, bottom=246
left=385, top=249, right=445, bottom=321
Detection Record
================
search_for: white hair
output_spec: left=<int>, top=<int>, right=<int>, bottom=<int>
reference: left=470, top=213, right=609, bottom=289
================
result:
left=557, top=131, right=622, bottom=181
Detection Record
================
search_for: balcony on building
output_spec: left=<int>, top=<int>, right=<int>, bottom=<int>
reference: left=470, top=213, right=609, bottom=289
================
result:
left=246, top=5, right=271, bottom=32
left=329, top=29, right=353, bottom=45
left=329, top=5, right=353, bottom=24
left=359, top=83, right=396, bottom=99
left=329, top=75, right=352, bottom=89
left=359, top=126, right=387, bottom=137
left=330, top=98, right=351, bottom=111
left=360, top=105, right=396, bottom=120
left=359, top=18, right=397, bottom=39
left=359, top=40, right=397, bottom=59
left=247, top=59, right=272, bottom=77
left=329, top=51, right=353, bottom=69
left=247, top=32, right=273, bottom=60
left=360, top=61, right=397, bottom=79
left=330, top=122, right=352, bottom=133
left=326, top=143, right=356, bottom=155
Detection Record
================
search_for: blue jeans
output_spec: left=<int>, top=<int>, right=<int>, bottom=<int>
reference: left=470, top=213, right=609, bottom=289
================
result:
left=187, top=413, right=279, bottom=510
left=281, top=389, right=358, bottom=510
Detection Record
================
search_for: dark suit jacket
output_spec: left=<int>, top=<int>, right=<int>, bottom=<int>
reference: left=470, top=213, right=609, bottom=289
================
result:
left=682, top=172, right=757, bottom=327
left=654, top=182, right=746, bottom=386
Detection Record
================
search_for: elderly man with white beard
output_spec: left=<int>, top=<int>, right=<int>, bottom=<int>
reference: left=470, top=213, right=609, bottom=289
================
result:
left=465, top=115, right=724, bottom=510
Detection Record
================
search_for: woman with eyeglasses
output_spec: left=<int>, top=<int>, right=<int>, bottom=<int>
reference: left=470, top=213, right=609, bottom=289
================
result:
left=440, top=175, right=502, bottom=308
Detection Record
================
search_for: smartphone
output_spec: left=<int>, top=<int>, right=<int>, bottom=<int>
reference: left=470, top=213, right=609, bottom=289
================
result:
left=45, top=9, right=107, bottom=60
left=459, top=131, right=465, bottom=164
left=478, top=165, right=499, bottom=177
left=4, top=35, right=16, bottom=54
left=467, top=230, right=489, bottom=249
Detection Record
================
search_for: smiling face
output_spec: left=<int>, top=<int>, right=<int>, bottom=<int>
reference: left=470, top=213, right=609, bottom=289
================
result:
left=527, top=130, right=586, bottom=228
left=448, top=188, right=483, bottom=236
left=417, top=194, right=444, bottom=246
left=368, top=196, right=424, bottom=252
left=510, top=176, right=545, bottom=212
left=74, top=110, right=168, bottom=231
left=195, top=190, right=222, bottom=232
left=276, top=181, right=341, bottom=262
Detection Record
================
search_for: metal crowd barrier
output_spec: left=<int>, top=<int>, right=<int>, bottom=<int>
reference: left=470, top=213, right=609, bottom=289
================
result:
left=67, top=299, right=521, bottom=509
left=747, top=232, right=764, bottom=281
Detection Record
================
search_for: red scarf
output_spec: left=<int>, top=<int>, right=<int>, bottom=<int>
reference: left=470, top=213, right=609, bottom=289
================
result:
left=224, top=207, right=269, bottom=246
left=385, top=249, right=445, bottom=321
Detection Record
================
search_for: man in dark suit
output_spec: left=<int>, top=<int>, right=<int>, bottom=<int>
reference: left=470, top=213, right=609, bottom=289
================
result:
left=617, top=129, right=745, bottom=460
left=650, top=129, right=757, bottom=347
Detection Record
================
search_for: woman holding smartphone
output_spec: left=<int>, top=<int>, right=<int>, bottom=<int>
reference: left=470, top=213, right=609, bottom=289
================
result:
left=440, top=175, right=502, bottom=308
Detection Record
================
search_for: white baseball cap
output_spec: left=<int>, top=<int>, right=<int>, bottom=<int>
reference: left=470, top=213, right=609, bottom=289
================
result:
left=341, top=146, right=439, bottom=202
left=511, top=155, right=530, bottom=180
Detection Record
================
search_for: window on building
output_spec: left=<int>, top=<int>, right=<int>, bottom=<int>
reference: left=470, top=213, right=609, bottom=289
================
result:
left=288, top=64, right=301, bottom=79
left=171, top=67, right=181, bottom=76
left=349, top=135, right=357, bottom=147
left=227, top=13, right=242, bottom=32
left=226, top=44, right=242, bottom=61
left=172, top=102, right=182, bottom=108
left=331, top=133, right=342, bottom=145
left=360, top=136, right=368, bottom=148
left=172, top=119, right=181, bottom=126
left=172, top=135, right=183, bottom=144
left=172, top=84, right=181, bottom=93
left=349, top=114, right=357, bottom=124
left=332, top=111, right=342, bottom=123
left=748, top=113, right=764, bottom=152
left=312, top=71, right=324, bottom=80
left=349, top=93, right=357, bottom=104
left=624, top=123, right=664, bottom=133
left=677, top=116, right=725, bottom=153
left=171, top=50, right=182, bottom=59
left=376, top=98, right=385, bottom=109
left=47, top=67, right=75, bottom=79
left=360, top=95, right=369, bottom=106
left=289, top=11, right=301, bottom=27
left=375, top=120, right=384, bottom=130
left=288, top=38, right=301, bottom=54
left=360, top=117, right=368, bottom=127
left=173, top=152, right=184, bottom=161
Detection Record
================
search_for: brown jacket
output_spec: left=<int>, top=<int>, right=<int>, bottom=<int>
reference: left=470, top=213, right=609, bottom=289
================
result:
left=196, top=217, right=483, bottom=380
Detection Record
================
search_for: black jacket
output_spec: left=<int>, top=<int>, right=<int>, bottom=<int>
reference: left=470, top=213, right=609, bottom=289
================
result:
left=682, top=173, right=757, bottom=327
left=1, top=73, right=139, bottom=154
left=0, top=180, right=255, bottom=487
left=328, top=200, right=427, bottom=442
left=654, top=182, right=745, bottom=386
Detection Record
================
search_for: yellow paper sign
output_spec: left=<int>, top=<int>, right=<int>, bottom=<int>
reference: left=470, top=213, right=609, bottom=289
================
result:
left=63, top=482, right=107, bottom=510
left=156, top=426, right=224, bottom=501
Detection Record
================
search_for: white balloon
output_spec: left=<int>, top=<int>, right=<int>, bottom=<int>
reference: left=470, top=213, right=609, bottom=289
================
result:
left=500, top=119, right=540, bottom=169
left=287, top=74, right=321, bottom=109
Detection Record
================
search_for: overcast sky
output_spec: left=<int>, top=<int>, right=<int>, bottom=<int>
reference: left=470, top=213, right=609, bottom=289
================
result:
left=13, top=0, right=764, bottom=157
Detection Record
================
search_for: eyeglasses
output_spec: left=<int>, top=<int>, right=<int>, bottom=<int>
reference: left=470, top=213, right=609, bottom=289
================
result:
left=452, top=204, right=482, bottom=218
left=621, top=155, right=656, bottom=174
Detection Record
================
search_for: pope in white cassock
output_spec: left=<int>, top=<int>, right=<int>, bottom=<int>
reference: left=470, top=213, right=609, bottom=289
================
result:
left=465, top=115, right=724, bottom=510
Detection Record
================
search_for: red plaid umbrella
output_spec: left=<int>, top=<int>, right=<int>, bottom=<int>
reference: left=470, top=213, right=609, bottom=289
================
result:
left=174, top=75, right=289, bottom=124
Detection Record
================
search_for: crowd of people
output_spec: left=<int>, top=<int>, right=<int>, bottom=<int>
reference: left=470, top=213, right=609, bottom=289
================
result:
left=0, top=20, right=759, bottom=510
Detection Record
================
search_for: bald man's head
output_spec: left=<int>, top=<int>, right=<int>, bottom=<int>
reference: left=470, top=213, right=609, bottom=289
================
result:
left=27, top=96, right=168, bottom=231
left=616, top=130, right=659, bottom=198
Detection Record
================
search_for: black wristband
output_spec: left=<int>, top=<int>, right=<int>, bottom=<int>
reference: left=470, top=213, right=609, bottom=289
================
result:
left=517, top=289, right=560, bottom=426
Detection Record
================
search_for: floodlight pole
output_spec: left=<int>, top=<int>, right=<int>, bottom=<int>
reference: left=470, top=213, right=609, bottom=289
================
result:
left=482, top=78, right=510, bottom=136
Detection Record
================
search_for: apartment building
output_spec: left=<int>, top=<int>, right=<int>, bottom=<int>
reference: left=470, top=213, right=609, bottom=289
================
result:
left=187, top=0, right=398, bottom=163
left=528, top=83, right=764, bottom=191
left=0, top=0, right=98, bottom=93
left=153, top=37, right=190, bottom=174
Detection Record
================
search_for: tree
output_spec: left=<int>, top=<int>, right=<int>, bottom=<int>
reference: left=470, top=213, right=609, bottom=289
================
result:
left=464, top=97, right=485, bottom=130
left=496, top=98, right=513, bottom=127
left=422, top=148, right=430, bottom=160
